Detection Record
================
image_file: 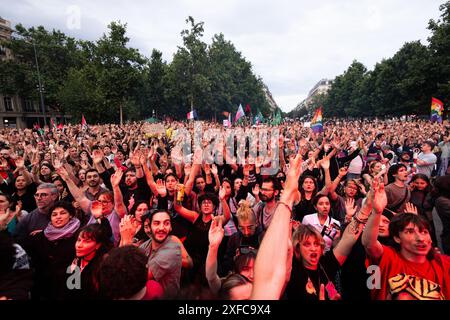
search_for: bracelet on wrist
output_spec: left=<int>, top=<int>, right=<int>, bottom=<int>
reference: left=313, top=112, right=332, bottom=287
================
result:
left=277, top=201, right=293, bottom=215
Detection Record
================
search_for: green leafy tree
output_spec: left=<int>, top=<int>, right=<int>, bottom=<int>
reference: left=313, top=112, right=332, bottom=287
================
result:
left=428, top=1, right=450, bottom=110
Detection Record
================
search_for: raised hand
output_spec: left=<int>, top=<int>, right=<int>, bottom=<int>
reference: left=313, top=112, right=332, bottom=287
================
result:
left=404, top=202, right=418, bottom=215
left=208, top=216, right=224, bottom=248
left=218, top=185, right=226, bottom=201
left=344, top=198, right=357, bottom=223
left=243, top=163, right=251, bottom=177
left=130, top=150, right=142, bottom=167
left=252, top=183, right=260, bottom=196
left=92, top=149, right=104, bottom=165
left=80, top=161, right=90, bottom=170
left=119, top=215, right=138, bottom=243
left=56, top=166, right=70, bottom=181
left=372, top=181, right=387, bottom=214
left=211, top=164, right=218, bottom=176
left=0, top=208, right=16, bottom=230
left=53, top=158, right=63, bottom=170
left=281, top=153, right=303, bottom=204
left=156, top=179, right=167, bottom=197
left=320, top=156, right=330, bottom=170
left=91, top=200, right=103, bottom=219
left=110, top=169, right=124, bottom=187
left=14, top=156, right=25, bottom=170
left=338, top=166, right=348, bottom=178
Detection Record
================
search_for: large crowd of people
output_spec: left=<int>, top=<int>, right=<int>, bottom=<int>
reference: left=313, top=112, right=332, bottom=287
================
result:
left=0, top=117, right=449, bottom=300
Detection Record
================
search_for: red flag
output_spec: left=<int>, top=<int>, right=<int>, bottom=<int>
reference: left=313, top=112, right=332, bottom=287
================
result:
left=222, top=111, right=230, bottom=117
left=57, top=123, right=63, bottom=129
left=245, top=104, right=251, bottom=114
left=81, top=114, right=87, bottom=130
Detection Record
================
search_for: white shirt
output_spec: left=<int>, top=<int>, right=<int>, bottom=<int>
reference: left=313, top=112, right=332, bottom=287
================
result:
left=301, top=213, right=341, bottom=252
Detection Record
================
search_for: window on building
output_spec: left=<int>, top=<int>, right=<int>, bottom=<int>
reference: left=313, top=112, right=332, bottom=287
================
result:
left=24, top=99, right=34, bottom=112
left=4, top=97, right=13, bottom=111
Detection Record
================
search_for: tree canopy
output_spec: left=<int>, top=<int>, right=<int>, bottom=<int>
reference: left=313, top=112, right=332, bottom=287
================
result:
left=1, top=17, right=272, bottom=124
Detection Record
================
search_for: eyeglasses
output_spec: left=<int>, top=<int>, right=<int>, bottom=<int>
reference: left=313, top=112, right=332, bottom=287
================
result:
left=260, top=188, right=274, bottom=192
left=34, top=193, right=50, bottom=198
left=238, top=225, right=256, bottom=232
left=235, top=246, right=257, bottom=257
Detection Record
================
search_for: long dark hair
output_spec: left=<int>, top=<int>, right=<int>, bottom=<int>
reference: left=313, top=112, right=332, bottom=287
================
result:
left=410, top=174, right=432, bottom=193
left=77, top=223, right=113, bottom=258
left=299, top=175, right=318, bottom=201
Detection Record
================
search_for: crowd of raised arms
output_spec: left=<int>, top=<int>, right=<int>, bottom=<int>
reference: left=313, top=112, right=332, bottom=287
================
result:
left=0, top=118, right=449, bottom=300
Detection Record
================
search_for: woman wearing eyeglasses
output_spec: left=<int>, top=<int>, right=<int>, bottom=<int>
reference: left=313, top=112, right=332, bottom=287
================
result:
left=28, top=201, right=81, bottom=300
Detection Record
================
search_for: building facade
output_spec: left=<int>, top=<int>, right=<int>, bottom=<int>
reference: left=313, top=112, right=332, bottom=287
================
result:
left=0, top=17, right=70, bottom=129
left=294, top=78, right=333, bottom=112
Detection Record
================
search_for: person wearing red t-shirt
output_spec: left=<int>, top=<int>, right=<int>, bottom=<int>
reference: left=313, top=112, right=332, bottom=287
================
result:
left=362, top=182, right=450, bottom=300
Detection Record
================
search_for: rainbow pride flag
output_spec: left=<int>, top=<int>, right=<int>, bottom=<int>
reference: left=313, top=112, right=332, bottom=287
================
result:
left=431, top=97, right=444, bottom=124
left=311, top=107, right=323, bottom=133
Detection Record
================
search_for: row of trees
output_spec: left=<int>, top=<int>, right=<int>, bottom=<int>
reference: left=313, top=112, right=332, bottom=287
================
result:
left=289, top=1, right=450, bottom=119
left=0, top=17, right=273, bottom=123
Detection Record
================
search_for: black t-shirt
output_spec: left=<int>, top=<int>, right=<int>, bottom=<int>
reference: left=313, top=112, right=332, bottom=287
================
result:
left=285, top=250, right=340, bottom=300
left=121, top=177, right=152, bottom=209
left=293, top=198, right=316, bottom=222
left=340, top=236, right=371, bottom=301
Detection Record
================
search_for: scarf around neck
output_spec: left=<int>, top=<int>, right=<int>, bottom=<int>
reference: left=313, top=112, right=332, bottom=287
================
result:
left=44, top=217, right=80, bottom=241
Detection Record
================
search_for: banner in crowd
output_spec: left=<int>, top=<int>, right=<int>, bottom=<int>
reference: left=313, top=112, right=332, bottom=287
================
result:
left=311, top=107, right=323, bottom=133
left=431, top=97, right=444, bottom=123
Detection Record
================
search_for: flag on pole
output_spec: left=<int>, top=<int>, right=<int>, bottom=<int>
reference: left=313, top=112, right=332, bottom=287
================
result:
left=50, top=118, right=57, bottom=130
left=270, top=110, right=282, bottom=125
left=187, top=110, right=198, bottom=120
left=254, top=109, right=264, bottom=125
left=81, top=114, right=88, bottom=131
left=311, top=107, right=323, bottom=133
left=235, top=104, right=245, bottom=123
left=57, top=123, right=64, bottom=130
left=245, top=104, right=251, bottom=114
left=430, top=97, right=444, bottom=123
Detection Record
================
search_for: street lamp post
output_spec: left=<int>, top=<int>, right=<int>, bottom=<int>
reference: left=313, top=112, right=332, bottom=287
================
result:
left=32, top=40, right=47, bottom=127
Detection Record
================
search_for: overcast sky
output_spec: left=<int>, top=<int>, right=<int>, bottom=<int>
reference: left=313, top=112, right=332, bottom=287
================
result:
left=1, top=0, right=444, bottom=112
